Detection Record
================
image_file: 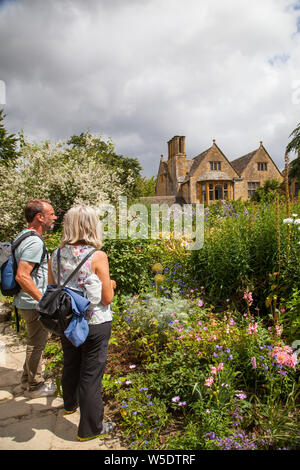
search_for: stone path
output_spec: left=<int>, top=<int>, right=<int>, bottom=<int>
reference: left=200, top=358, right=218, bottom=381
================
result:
left=0, top=306, right=126, bottom=450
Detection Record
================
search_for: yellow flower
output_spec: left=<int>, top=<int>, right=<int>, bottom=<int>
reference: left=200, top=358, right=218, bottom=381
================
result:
left=154, top=274, right=164, bottom=284
left=152, top=263, right=163, bottom=273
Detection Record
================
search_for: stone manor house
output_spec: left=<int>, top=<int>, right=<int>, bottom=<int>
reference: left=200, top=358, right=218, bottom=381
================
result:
left=155, top=135, right=284, bottom=204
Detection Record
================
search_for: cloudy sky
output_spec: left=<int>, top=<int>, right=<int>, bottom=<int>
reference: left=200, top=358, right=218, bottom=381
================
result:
left=0, top=0, right=299, bottom=176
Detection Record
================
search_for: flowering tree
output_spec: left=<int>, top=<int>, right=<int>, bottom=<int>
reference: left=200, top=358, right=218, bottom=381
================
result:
left=0, top=134, right=134, bottom=240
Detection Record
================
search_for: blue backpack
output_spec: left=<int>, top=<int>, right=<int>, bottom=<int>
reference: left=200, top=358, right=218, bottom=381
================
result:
left=0, top=230, right=48, bottom=297
left=0, top=231, right=48, bottom=331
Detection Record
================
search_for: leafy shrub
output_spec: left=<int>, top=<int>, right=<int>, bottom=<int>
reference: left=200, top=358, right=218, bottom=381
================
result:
left=102, top=239, right=165, bottom=295
left=190, top=199, right=300, bottom=313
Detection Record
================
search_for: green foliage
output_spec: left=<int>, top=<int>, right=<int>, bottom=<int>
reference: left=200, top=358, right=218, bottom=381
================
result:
left=286, top=122, right=300, bottom=155
left=191, top=199, right=300, bottom=312
left=252, top=179, right=283, bottom=203
left=289, top=155, right=300, bottom=183
left=280, top=288, right=300, bottom=343
left=102, top=238, right=165, bottom=295
left=44, top=230, right=62, bottom=254
left=0, top=109, right=19, bottom=166
left=191, top=210, right=253, bottom=305
left=134, top=175, right=157, bottom=197
left=114, top=376, right=171, bottom=450
left=44, top=340, right=64, bottom=373
left=112, top=291, right=299, bottom=450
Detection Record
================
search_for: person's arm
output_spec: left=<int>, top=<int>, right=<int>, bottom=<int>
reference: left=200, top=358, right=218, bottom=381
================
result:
left=48, top=255, right=56, bottom=285
left=15, top=260, right=43, bottom=301
left=91, top=250, right=116, bottom=306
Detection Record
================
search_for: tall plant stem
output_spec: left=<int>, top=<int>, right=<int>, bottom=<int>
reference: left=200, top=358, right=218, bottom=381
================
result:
left=284, top=153, right=291, bottom=260
left=275, top=193, right=281, bottom=274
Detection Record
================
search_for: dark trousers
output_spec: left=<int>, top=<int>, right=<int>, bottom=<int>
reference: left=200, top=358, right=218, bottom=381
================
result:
left=60, top=321, right=112, bottom=439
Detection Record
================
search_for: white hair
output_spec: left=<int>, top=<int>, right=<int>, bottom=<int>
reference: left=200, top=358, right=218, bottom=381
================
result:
left=60, top=205, right=102, bottom=249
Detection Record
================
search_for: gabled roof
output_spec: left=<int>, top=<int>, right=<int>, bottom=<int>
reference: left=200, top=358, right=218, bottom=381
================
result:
left=231, top=144, right=284, bottom=177
left=188, top=143, right=239, bottom=178
left=231, top=150, right=258, bottom=175
left=188, top=148, right=210, bottom=176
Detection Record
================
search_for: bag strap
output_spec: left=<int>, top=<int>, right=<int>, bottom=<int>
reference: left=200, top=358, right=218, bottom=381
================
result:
left=56, top=247, right=97, bottom=288
left=11, top=231, right=48, bottom=274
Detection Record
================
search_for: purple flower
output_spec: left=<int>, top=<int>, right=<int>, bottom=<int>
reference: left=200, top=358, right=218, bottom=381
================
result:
left=172, top=396, right=180, bottom=402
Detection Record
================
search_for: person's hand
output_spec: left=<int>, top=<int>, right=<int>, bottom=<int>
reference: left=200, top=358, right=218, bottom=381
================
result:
left=111, top=280, right=117, bottom=290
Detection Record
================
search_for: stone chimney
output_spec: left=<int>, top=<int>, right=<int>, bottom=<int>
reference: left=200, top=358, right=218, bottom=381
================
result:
left=168, top=135, right=186, bottom=159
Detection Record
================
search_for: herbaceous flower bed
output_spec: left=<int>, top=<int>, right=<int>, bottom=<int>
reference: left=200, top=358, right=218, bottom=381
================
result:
left=103, top=291, right=299, bottom=451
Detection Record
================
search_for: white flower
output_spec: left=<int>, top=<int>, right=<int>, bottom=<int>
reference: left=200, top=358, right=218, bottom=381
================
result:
left=293, top=219, right=300, bottom=225
left=283, top=218, right=294, bottom=225
left=291, top=213, right=298, bottom=217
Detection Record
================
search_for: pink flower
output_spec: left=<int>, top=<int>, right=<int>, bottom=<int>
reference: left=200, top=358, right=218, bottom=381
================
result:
left=275, top=325, right=282, bottom=336
left=210, top=367, right=217, bottom=375
left=129, top=364, right=136, bottom=369
left=243, top=291, right=253, bottom=306
left=198, top=299, right=204, bottom=307
left=270, top=346, right=297, bottom=368
left=247, top=322, right=258, bottom=335
left=205, top=376, right=214, bottom=387
left=251, top=357, right=257, bottom=369
left=172, top=396, right=180, bottom=402
left=235, top=392, right=247, bottom=400
left=217, top=362, right=224, bottom=372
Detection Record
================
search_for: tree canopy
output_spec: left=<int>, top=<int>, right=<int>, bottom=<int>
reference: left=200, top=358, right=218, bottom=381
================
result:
left=286, top=123, right=300, bottom=182
left=67, top=131, right=142, bottom=198
left=0, top=109, right=19, bottom=165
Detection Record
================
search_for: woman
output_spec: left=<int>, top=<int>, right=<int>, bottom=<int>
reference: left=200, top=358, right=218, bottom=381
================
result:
left=48, top=205, right=116, bottom=441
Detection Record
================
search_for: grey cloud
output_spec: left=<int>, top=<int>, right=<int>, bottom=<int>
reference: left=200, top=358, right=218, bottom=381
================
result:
left=0, top=0, right=299, bottom=176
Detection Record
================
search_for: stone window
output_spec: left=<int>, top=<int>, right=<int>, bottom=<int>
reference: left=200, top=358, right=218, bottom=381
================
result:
left=201, top=184, right=206, bottom=202
left=209, top=183, right=214, bottom=200
left=257, top=162, right=267, bottom=171
left=224, top=183, right=228, bottom=199
left=210, top=161, right=221, bottom=171
left=248, top=181, right=260, bottom=197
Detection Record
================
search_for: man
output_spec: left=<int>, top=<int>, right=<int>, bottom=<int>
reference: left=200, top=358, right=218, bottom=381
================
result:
left=14, top=199, right=57, bottom=398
